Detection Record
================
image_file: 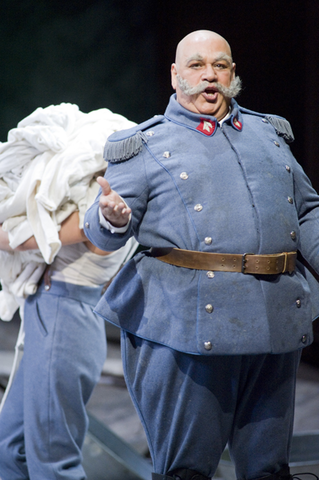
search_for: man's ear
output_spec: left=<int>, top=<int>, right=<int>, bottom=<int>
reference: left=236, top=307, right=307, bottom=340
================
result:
left=231, top=62, right=236, bottom=81
left=171, top=63, right=177, bottom=90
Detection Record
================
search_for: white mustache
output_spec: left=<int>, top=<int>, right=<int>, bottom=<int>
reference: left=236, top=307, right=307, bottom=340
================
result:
left=176, top=74, right=242, bottom=98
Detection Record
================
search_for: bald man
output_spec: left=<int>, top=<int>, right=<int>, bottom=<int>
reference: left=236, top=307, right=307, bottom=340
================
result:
left=84, top=30, right=319, bottom=480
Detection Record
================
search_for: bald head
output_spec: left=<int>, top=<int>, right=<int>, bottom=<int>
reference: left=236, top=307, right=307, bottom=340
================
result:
left=175, top=30, right=233, bottom=67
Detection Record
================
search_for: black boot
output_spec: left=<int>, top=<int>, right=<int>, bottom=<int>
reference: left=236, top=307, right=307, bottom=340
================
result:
left=278, top=465, right=292, bottom=480
left=152, top=468, right=210, bottom=480
left=252, top=465, right=292, bottom=480
left=269, top=465, right=319, bottom=480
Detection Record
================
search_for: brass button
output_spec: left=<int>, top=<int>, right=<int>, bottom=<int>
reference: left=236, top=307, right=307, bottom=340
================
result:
left=205, top=237, right=212, bottom=245
left=296, top=299, right=301, bottom=308
left=207, top=271, right=215, bottom=278
left=288, top=196, right=293, bottom=204
left=301, top=335, right=307, bottom=343
left=274, top=141, right=280, bottom=147
left=205, top=304, right=214, bottom=313
left=180, top=172, right=189, bottom=180
left=290, top=231, right=296, bottom=240
left=163, top=151, right=171, bottom=158
left=194, top=204, right=203, bottom=212
left=204, top=341, right=212, bottom=350
left=146, top=131, right=155, bottom=136
left=85, top=222, right=90, bottom=229
left=262, top=118, right=269, bottom=124
left=286, top=165, right=291, bottom=172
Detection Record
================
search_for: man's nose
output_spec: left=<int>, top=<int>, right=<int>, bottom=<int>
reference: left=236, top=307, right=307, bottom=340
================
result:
left=202, top=64, right=217, bottom=81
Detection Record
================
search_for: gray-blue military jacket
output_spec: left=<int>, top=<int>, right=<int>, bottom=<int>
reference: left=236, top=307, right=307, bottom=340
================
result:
left=84, top=94, right=319, bottom=356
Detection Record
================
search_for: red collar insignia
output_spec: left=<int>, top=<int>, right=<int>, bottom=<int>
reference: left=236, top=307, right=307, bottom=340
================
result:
left=196, top=119, right=216, bottom=136
left=233, top=118, right=242, bottom=131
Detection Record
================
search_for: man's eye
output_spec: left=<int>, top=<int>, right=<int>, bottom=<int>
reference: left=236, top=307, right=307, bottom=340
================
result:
left=215, top=63, right=227, bottom=69
left=190, top=63, right=202, bottom=68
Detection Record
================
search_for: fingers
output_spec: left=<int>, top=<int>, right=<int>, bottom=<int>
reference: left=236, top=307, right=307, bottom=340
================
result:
left=101, top=199, right=131, bottom=216
left=100, top=201, right=131, bottom=228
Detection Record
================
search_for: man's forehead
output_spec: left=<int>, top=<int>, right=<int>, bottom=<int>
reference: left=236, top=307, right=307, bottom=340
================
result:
left=184, top=52, right=232, bottom=65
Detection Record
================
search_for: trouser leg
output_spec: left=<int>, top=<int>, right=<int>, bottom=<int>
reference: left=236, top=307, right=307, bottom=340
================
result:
left=228, top=351, right=300, bottom=480
left=0, top=357, right=29, bottom=479
left=122, top=332, right=235, bottom=478
left=122, top=332, right=299, bottom=480
left=22, top=282, right=106, bottom=480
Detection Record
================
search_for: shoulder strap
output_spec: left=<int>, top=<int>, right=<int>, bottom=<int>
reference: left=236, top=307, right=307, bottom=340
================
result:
left=104, top=115, right=165, bottom=163
left=239, top=106, right=294, bottom=143
left=265, top=115, right=295, bottom=143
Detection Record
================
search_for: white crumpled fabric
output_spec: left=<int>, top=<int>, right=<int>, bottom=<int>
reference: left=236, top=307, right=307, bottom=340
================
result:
left=0, top=103, right=135, bottom=321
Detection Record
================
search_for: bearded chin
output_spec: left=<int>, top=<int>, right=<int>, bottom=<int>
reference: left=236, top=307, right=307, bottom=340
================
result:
left=176, top=74, right=242, bottom=99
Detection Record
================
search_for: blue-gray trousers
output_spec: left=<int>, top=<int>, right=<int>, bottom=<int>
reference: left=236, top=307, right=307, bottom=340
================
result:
left=0, top=280, right=106, bottom=480
left=122, top=331, right=300, bottom=480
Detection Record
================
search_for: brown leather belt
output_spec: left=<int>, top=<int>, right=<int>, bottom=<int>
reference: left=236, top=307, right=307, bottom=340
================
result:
left=150, top=248, right=297, bottom=274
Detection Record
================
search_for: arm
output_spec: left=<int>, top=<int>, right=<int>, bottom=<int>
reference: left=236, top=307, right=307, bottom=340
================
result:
left=0, top=211, right=111, bottom=256
left=293, top=159, right=319, bottom=275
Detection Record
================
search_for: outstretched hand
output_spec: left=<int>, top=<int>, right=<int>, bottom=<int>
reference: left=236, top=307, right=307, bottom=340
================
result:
left=97, top=176, right=131, bottom=228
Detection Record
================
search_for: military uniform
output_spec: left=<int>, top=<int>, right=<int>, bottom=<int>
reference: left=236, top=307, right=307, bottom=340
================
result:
left=84, top=94, right=319, bottom=480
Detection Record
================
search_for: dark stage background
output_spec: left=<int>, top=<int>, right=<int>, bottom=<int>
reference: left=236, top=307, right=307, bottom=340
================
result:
left=1, top=0, right=319, bottom=363
left=1, top=0, right=319, bottom=186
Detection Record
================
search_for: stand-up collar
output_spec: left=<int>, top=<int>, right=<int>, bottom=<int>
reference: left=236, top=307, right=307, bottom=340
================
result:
left=164, top=94, right=243, bottom=137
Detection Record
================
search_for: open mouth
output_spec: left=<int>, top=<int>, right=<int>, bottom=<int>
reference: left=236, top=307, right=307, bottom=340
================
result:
left=202, top=86, right=219, bottom=101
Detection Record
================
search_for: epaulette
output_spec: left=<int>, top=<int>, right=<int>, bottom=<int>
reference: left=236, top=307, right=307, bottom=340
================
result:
left=264, top=115, right=295, bottom=143
left=104, top=115, right=165, bottom=163
left=239, top=106, right=294, bottom=143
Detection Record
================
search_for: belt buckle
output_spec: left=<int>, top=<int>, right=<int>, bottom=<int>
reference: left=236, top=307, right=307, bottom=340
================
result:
left=242, top=252, right=254, bottom=273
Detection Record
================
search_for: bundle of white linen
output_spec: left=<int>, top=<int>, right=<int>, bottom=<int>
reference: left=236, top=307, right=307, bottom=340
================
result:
left=0, top=103, right=135, bottom=321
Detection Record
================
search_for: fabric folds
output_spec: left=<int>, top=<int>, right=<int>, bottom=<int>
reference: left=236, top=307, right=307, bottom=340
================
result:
left=0, top=103, right=135, bottom=320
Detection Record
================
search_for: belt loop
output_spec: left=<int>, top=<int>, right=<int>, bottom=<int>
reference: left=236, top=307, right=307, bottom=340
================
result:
left=282, top=252, right=288, bottom=273
left=43, top=265, right=52, bottom=291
